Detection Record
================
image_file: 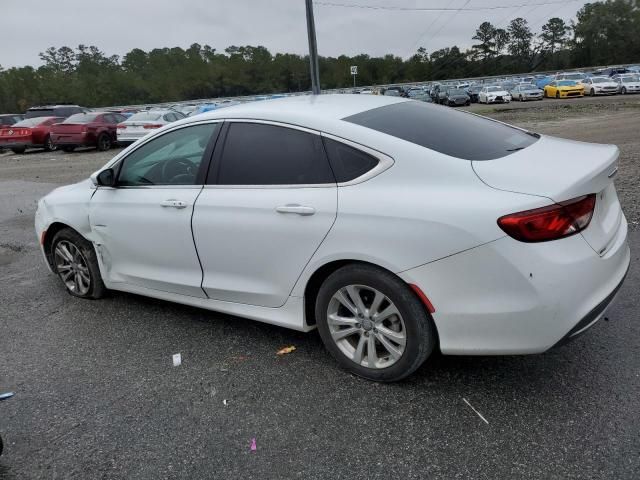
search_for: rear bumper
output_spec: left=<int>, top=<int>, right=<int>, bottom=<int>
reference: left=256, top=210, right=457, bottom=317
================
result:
left=399, top=215, right=630, bottom=355
left=51, top=134, right=93, bottom=146
left=553, top=265, right=628, bottom=347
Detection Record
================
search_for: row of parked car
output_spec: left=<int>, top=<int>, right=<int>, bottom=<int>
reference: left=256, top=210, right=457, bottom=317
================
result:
left=347, top=65, right=640, bottom=107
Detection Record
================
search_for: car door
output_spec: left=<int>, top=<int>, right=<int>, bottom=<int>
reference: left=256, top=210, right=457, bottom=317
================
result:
left=89, top=121, right=220, bottom=297
left=192, top=121, right=338, bottom=308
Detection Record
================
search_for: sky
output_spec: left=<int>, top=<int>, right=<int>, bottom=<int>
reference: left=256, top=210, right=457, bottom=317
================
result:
left=1, top=0, right=591, bottom=68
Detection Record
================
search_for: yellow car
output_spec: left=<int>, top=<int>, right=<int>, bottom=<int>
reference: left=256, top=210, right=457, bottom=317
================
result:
left=544, top=80, right=584, bottom=98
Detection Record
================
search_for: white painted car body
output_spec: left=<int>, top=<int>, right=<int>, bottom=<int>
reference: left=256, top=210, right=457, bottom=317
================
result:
left=615, top=76, right=640, bottom=94
left=478, top=86, right=512, bottom=104
left=35, top=95, right=629, bottom=355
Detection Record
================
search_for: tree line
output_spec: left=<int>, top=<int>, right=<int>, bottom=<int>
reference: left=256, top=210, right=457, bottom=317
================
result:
left=0, top=0, right=638, bottom=113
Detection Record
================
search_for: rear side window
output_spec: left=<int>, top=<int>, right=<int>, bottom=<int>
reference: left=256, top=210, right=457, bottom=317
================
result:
left=25, top=109, right=55, bottom=119
left=214, top=123, right=335, bottom=185
left=322, top=138, right=379, bottom=182
left=343, top=101, right=538, bottom=161
left=63, top=113, right=100, bottom=124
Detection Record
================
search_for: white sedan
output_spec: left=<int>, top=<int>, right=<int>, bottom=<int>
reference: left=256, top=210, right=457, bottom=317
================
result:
left=478, top=86, right=512, bottom=104
left=582, top=77, right=619, bottom=96
left=35, top=95, right=630, bottom=382
left=615, top=76, right=640, bottom=94
left=116, top=110, right=186, bottom=144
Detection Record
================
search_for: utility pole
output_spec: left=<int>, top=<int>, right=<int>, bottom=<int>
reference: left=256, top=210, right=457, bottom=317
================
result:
left=305, top=0, right=321, bottom=94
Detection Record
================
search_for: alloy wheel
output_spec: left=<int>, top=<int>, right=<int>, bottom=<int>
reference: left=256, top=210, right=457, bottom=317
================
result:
left=54, top=240, right=91, bottom=295
left=327, top=285, right=406, bottom=369
left=45, top=136, right=56, bottom=151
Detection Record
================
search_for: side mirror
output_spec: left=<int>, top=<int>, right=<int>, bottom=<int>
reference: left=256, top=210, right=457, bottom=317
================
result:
left=96, top=168, right=116, bottom=187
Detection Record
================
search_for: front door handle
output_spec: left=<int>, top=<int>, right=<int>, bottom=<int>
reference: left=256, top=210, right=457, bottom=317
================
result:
left=276, top=204, right=316, bottom=216
left=160, top=199, right=188, bottom=209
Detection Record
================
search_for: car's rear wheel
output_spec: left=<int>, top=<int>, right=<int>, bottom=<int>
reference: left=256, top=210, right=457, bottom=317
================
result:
left=44, top=134, right=56, bottom=152
left=315, top=264, right=436, bottom=382
left=555, top=91, right=560, bottom=99
left=97, top=134, right=111, bottom=151
left=52, top=228, right=106, bottom=299
left=11, top=146, right=26, bottom=154
left=62, top=146, right=75, bottom=152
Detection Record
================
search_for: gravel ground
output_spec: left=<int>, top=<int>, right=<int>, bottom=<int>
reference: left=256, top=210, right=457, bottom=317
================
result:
left=0, top=96, right=639, bottom=479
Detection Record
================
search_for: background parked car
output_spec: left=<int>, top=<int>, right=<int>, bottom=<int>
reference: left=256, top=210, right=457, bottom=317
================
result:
left=511, top=84, right=543, bottom=101
left=0, top=114, right=24, bottom=127
left=116, top=109, right=185, bottom=144
left=582, top=77, right=618, bottom=96
left=478, top=86, right=511, bottom=104
left=0, top=116, right=64, bottom=153
left=443, top=88, right=470, bottom=106
left=466, top=85, right=482, bottom=103
left=543, top=80, right=584, bottom=99
left=615, top=76, right=640, bottom=94
left=24, top=105, right=89, bottom=120
left=50, top=112, right=126, bottom=152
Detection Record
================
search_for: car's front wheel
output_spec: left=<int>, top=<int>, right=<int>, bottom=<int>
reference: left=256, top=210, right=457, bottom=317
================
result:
left=315, top=264, right=436, bottom=382
left=51, top=228, right=106, bottom=299
left=44, top=135, right=56, bottom=152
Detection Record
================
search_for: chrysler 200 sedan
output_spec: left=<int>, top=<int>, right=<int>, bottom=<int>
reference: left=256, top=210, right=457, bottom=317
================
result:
left=35, top=95, right=630, bottom=382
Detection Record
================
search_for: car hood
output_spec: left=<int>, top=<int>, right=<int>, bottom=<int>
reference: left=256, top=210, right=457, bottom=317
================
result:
left=622, top=82, right=640, bottom=87
left=42, top=178, right=94, bottom=204
left=487, top=91, right=509, bottom=96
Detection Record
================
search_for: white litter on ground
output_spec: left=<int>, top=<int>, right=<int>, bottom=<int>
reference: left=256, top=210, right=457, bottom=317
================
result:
left=172, top=353, right=182, bottom=367
left=463, top=397, right=489, bottom=424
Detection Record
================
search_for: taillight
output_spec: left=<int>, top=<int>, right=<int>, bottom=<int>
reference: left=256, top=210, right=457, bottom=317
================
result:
left=498, top=194, right=596, bottom=243
left=143, top=124, right=163, bottom=129
left=117, top=124, right=127, bottom=130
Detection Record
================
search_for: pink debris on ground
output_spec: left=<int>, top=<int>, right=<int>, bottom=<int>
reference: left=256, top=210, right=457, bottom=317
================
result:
left=250, top=438, right=257, bottom=451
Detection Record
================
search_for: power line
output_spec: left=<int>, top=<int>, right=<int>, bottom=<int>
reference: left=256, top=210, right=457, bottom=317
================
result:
left=404, top=0, right=456, bottom=58
left=314, top=0, right=583, bottom=12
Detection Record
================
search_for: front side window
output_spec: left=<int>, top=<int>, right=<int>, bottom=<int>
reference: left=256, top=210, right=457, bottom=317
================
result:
left=214, top=123, right=334, bottom=185
left=117, top=123, right=218, bottom=186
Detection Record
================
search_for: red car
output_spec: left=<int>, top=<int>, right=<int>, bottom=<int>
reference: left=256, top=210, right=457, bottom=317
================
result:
left=50, top=111, right=127, bottom=152
left=0, top=116, right=64, bottom=153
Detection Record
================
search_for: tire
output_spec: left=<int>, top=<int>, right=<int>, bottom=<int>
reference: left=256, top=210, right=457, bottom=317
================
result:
left=621, top=87, right=627, bottom=95
left=11, top=146, right=26, bottom=154
left=51, top=228, right=106, bottom=299
left=62, top=146, right=75, bottom=152
left=315, top=264, right=436, bottom=382
left=44, top=134, right=57, bottom=152
left=555, top=91, right=560, bottom=99
left=465, top=100, right=470, bottom=106
left=590, top=89, right=595, bottom=97
left=97, top=133, right=111, bottom=151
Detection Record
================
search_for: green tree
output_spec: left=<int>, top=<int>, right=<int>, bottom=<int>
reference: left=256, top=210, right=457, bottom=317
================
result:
left=472, top=22, right=497, bottom=60
left=540, top=17, right=571, bottom=54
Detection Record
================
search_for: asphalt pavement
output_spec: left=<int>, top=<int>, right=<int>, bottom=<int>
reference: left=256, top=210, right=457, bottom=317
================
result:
left=0, top=174, right=639, bottom=479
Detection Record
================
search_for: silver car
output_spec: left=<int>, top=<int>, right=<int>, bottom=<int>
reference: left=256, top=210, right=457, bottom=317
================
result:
left=511, top=84, right=543, bottom=101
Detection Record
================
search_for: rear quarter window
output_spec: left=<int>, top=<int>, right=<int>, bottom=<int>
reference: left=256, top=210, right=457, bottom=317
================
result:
left=343, top=101, right=538, bottom=161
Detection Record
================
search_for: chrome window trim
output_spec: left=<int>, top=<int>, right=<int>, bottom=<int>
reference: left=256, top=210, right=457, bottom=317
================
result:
left=206, top=119, right=394, bottom=189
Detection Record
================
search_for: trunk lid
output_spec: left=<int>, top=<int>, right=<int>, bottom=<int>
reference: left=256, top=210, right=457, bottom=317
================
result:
left=473, top=135, right=623, bottom=255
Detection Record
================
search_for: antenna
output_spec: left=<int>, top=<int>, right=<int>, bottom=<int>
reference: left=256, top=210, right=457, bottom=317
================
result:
left=305, top=0, right=321, bottom=94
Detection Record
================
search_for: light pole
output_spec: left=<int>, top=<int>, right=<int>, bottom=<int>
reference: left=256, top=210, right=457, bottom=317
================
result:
left=305, top=0, right=321, bottom=94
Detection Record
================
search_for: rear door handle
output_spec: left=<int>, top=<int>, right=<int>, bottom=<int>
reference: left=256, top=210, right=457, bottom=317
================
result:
left=160, top=199, right=188, bottom=209
left=276, top=204, right=316, bottom=216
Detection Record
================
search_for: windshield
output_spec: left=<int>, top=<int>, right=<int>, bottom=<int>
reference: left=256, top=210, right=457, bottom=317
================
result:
left=450, top=89, right=466, bottom=95
left=24, top=109, right=55, bottom=119
left=63, top=113, right=100, bottom=124
left=487, top=86, right=502, bottom=92
left=591, top=77, right=609, bottom=83
left=562, top=74, right=584, bottom=80
left=128, top=112, right=163, bottom=122
left=557, top=80, right=577, bottom=86
left=344, top=101, right=538, bottom=161
left=622, top=77, right=637, bottom=83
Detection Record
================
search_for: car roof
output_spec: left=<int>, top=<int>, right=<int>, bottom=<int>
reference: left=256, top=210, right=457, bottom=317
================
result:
left=189, top=94, right=407, bottom=130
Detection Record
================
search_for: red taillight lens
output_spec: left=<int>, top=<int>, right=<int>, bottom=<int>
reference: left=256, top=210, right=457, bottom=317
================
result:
left=143, top=124, right=162, bottom=129
left=498, top=194, right=596, bottom=242
left=117, top=124, right=127, bottom=129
